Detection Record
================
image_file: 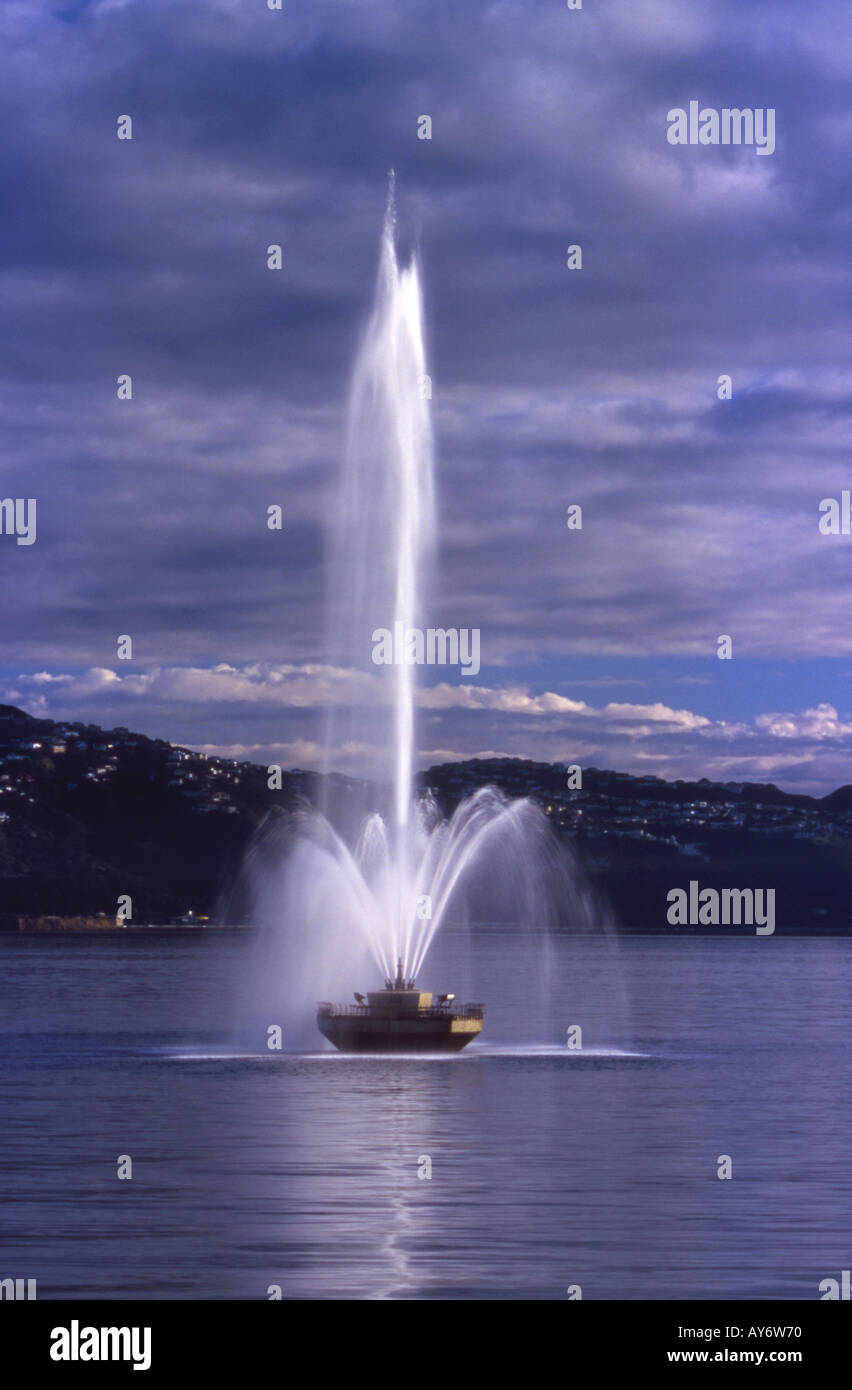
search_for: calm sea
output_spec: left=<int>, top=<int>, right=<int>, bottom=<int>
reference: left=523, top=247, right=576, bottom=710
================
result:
left=0, top=928, right=849, bottom=1299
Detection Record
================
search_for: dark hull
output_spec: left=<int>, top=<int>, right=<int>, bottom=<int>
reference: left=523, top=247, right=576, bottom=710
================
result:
left=317, top=1010, right=482, bottom=1054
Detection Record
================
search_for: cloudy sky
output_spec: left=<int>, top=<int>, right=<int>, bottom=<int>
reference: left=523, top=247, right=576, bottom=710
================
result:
left=2, top=0, right=852, bottom=795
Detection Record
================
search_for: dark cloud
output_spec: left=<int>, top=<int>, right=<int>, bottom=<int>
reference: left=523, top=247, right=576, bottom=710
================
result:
left=1, top=0, right=851, bottom=790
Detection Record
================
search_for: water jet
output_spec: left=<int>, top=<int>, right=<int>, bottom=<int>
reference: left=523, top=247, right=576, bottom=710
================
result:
left=239, top=182, right=602, bottom=1055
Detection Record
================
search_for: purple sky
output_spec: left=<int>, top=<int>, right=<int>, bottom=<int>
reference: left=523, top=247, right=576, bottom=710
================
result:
left=1, top=0, right=852, bottom=794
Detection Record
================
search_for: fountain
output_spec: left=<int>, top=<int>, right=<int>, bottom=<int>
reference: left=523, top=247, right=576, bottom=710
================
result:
left=239, top=181, right=600, bottom=1053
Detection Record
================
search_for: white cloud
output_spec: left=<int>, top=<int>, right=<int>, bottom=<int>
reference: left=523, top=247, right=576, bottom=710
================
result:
left=755, top=703, right=852, bottom=740
left=5, top=662, right=852, bottom=794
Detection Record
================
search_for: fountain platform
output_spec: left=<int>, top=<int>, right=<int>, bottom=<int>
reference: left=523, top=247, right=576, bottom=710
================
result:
left=317, top=963, right=483, bottom=1053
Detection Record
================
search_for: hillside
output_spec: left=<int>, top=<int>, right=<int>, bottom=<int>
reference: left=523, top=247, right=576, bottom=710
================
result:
left=1, top=705, right=851, bottom=930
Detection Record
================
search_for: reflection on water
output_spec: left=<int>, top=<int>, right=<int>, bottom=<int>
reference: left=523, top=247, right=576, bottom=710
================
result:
left=0, top=929, right=850, bottom=1299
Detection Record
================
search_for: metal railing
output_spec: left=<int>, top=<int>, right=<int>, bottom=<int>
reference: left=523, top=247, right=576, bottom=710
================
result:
left=317, top=1001, right=484, bottom=1019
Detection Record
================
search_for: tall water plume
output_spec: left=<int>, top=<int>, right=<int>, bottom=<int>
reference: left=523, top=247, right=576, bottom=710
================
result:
left=235, top=184, right=608, bottom=1048
left=323, top=178, right=435, bottom=974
